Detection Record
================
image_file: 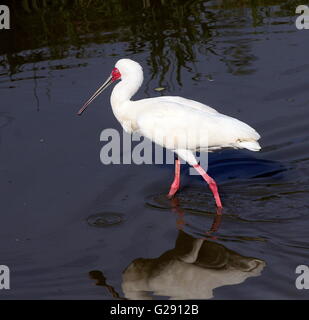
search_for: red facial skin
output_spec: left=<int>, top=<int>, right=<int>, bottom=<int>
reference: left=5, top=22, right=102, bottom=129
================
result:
left=111, top=68, right=121, bottom=81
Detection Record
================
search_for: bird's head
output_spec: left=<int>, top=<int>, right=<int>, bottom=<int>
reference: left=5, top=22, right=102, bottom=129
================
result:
left=77, top=59, right=142, bottom=116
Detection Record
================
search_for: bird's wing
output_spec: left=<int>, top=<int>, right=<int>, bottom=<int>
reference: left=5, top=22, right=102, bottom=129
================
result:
left=152, top=96, right=219, bottom=115
left=136, top=102, right=217, bottom=151
left=136, top=100, right=260, bottom=152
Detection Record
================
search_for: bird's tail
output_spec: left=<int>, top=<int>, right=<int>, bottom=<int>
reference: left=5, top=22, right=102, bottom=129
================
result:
left=237, top=140, right=261, bottom=152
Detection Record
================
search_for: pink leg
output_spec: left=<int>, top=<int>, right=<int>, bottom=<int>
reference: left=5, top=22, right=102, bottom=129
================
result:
left=167, top=159, right=181, bottom=198
left=193, top=164, right=223, bottom=209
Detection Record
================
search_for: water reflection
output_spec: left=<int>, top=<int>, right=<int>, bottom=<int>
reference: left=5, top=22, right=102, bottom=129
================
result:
left=89, top=270, right=126, bottom=300
left=122, top=198, right=265, bottom=299
left=89, top=198, right=265, bottom=300
left=122, top=233, right=265, bottom=300
left=0, top=0, right=297, bottom=85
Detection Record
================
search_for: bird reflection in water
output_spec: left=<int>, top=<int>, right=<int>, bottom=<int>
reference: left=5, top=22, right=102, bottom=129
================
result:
left=89, top=197, right=265, bottom=300
left=89, top=270, right=127, bottom=300
left=169, top=197, right=222, bottom=240
left=122, top=197, right=265, bottom=300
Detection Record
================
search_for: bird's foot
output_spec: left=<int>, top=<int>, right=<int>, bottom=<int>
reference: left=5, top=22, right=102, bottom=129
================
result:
left=166, top=193, right=176, bottom=200
left=216, top=206, right=223, bottom=215
left=167, top=187, right=179, bottom=199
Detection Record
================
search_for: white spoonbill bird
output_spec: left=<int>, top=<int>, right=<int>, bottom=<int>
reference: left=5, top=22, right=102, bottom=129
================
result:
left=78, top=59, right=261, bottom=209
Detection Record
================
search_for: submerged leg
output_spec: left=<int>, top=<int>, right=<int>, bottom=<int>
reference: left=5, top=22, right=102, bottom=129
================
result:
left=167, top=158, right=181, bottom=198
left=193, top=164, right=223, bottom=208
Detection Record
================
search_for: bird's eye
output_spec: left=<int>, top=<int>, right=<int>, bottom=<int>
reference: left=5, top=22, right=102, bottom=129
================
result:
left=111, top=68, right=121, bottom=81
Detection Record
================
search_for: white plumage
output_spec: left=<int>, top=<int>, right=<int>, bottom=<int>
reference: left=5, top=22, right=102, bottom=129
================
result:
left=109, top=59, right=260, bottom=165
left=78, top=58, right=261, bottom=209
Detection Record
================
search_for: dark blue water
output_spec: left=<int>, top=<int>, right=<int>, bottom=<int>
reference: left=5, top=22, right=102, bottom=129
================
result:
left=0, top=1, right=309, bottom=299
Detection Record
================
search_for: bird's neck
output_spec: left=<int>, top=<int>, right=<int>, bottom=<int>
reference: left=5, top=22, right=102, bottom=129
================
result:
left=110, top=72, right=143, bottom=110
